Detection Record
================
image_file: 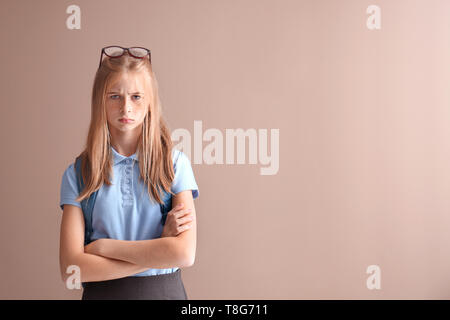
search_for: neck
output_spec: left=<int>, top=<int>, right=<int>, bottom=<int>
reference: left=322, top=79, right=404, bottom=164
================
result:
left=109, top=128, right=140, bottom=157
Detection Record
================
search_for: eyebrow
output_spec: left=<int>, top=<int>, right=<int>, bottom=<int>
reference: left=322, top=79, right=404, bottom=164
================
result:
left=107, top=91, right=143, bottom=94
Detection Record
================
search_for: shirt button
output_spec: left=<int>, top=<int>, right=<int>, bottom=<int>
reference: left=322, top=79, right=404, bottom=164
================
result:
left=126, top=159, right=131, bottom=164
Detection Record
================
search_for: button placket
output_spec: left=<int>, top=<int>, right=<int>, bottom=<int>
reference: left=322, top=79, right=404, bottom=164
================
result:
left=121, top=159, right=134, bottom=207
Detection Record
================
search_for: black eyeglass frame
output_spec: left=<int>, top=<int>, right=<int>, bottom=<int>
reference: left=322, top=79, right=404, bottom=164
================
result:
left=98, top=46, right=151, bottom=68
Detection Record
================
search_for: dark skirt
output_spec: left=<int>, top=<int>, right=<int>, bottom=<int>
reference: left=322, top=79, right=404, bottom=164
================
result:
left=81, top=269, right=188, bottom=300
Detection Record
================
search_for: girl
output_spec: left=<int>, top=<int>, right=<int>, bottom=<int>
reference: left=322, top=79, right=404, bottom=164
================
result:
left=59, top=46, right=199, bottom=300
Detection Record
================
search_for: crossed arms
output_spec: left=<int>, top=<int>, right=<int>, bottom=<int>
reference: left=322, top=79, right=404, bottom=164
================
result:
left=59, top=190, right=197, bottom=283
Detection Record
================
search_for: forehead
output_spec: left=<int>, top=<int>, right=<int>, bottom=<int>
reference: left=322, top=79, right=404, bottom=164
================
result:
left=107, top=71, right=148, bottom=92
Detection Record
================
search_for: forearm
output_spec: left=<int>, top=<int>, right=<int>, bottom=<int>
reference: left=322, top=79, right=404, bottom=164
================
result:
left=99, top=237, right=187, bottom=269
left=61, top=252, right=150, bottom=283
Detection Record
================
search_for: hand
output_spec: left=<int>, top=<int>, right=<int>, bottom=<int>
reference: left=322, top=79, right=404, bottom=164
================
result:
left=161, top=203, right=194, bottom=238
left=84, top=239, right=105, bottom=256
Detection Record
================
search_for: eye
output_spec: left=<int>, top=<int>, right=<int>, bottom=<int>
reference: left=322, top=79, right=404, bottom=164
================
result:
left=110, top=95, right=120, bottom=99
left=133, top=95, right=141, bottom=100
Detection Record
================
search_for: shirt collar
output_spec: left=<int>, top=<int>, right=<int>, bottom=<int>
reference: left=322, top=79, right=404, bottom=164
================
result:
left=111, top=145, right=139, bottom=166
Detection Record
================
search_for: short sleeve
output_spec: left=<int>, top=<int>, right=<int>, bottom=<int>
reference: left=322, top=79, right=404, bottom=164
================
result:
left=59, top=163, right=82, bottom=211
left=171, top=150, right=199, bottom=199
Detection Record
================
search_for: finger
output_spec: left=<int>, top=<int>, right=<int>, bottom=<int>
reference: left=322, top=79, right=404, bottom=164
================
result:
left=174, top=208, right=192, bottom=219
left=178, top=215, right=194, bottom=225
left=176, top=223, right=192, bottom=233
left=169, top=203, right=184, bottom=212
left=169, top=204, right=185, bottom=215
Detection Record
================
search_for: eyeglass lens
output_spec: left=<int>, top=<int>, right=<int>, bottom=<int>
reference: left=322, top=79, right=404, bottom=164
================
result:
left=104, top=47, right=148, bottom=58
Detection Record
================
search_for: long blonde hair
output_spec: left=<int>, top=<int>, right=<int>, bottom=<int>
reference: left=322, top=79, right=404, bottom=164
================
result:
left=75, top=51, right=175, bottom=205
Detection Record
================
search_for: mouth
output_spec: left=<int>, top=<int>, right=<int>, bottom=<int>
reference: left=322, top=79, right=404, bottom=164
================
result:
left=119, top=118, right=134, bottom=123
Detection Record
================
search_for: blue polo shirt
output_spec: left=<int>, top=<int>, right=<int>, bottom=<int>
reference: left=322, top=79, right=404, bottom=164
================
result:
left=59, top=146, right=199, bottom=276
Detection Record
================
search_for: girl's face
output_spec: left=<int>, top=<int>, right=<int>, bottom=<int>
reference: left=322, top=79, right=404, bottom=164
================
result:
left=105, top=71, right=149, bottom=135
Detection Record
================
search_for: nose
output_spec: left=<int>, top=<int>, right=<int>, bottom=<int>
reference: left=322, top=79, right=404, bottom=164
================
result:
left=120, top=96, right=132, bottom=114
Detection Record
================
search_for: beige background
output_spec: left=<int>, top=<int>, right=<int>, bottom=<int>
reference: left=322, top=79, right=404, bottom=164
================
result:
left=1, top=0, right=450, bottom=299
